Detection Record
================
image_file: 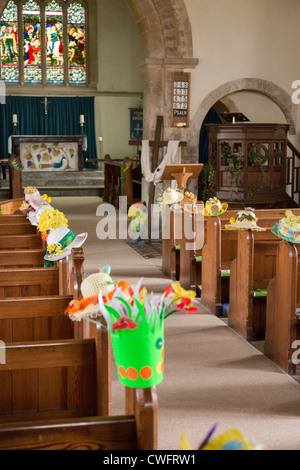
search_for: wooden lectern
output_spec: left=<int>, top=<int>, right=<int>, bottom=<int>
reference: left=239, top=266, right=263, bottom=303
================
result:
left=161, top=163, right=203, bottom=192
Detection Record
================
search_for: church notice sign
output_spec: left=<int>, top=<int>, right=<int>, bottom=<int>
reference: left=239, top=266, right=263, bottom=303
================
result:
left=171, top=72, right=190, bottom=128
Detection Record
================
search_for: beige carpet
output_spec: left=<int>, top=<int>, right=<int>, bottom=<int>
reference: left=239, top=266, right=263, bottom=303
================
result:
left=52, top=197, right=300, bottom=451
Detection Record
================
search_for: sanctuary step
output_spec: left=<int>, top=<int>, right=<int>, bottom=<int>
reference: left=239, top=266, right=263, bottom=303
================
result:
left=0, top=169, right=104, bottom=198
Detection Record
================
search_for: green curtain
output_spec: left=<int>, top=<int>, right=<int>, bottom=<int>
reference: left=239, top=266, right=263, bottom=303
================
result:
left=0, top=96, right=97, bottom=168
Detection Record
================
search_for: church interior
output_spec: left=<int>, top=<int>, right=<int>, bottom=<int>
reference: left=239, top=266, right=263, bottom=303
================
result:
left=0, top=0, right=300, bottom=452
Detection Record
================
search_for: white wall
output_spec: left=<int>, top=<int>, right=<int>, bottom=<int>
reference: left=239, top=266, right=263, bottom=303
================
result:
left=225, top=91, right=287, bottom=124
left=95, top=96, right=143, bottom=159
left=95, top=0, right=143, bottom=159
left=185, top=0, right=300, bottom=131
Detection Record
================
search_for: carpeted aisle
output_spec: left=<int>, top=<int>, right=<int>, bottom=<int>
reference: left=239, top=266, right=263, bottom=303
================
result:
left=52, top=197, right=300, bottom=451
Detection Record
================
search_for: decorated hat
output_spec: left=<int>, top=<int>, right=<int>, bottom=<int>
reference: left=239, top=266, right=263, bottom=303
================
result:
left=65, top=266, right=119, bottom=321
left=28, top=203, right=53, bottom=226
left=44, top=226, right=88, bottom=262
left=24, top=186, right=41, bottom=202
left=156, top=187, right=184, bottom=205
left=204, top=197, right=228, bottom=216
left=225, top=208, right=266, bottom=231
left=271, top=210, right=300, bottom=243
left=97, top=279, right=198, bottom=388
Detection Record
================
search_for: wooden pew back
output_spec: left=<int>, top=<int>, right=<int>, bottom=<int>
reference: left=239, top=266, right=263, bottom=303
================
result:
left=0, top=339, right=97, bottom=423
left=0, top=198, right=24, bottom=215
left=0, top=267, right=59, bottom=298
left=0, top=387, right=158, bottom=450
left=0, top=250, right=45, bottom=269
left=265, top=241, right=300, bottom=374
left=0, top=234, right=43, bottom=251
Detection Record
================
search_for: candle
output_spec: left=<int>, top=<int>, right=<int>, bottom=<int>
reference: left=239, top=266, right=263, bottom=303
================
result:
left=98, top=137, right=103, bottom=142
left=232, top=116, right=236, bottom=124
left=12, top=114, right=18, bottom=124
left=80, top=115, right=85, bottom=124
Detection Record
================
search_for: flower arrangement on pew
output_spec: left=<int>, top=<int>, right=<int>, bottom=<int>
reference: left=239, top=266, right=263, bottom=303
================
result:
left=65, top=273, right=198, bottom=387
left=38, top=207, right=69, bottom=241
left=96, top=279, right=198, bottom=388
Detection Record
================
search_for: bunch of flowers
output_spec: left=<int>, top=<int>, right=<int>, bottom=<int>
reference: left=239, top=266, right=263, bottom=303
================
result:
left=98, top=279, right=197, bottom=336
left=38, top=208, right=68, bottom=236
left=97, top=279, right=198, bottom=388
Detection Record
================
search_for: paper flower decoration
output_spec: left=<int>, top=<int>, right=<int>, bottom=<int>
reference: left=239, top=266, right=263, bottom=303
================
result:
left=180, top=425, right=267, bottom=451
left=97, top=279, right=198, bottom=388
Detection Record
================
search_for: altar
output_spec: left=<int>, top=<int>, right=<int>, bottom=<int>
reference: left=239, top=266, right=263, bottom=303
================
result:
left=10, top=135, right=86, bottom=172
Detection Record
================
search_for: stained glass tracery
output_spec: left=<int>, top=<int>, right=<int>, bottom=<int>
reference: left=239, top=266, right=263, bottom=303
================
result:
left=68, top=3, right=86, bottom=85
left=0, top=0, right=87, bottom=86
left=0, top=1, right=19, bottom=83
left=46, top=1, right=64, bottom=84
left=23, top=0, right=41, bottom=83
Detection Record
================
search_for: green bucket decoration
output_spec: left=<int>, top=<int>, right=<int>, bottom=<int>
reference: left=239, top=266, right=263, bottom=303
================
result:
left=97, top=279, right=198, bottom=389
left=111, top=325, right=164, bottom=388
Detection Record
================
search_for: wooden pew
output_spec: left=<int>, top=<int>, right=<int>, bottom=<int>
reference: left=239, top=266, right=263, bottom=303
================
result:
left=103, top=155, right=140, bottom=208
left=0, top=223, right=37, bottom=236
left=228, top=230, right=281, bottom=339
left=265, top=241, right=300, bottom=374
left=0, top=249, right=45, bottom=269
left=0, top=214, right=27, bottom=224
left=0, top=339, right=99, bottom=423
left=0, top=387, right=158, bottom=450
left=200, top=209, right=300, bottom=315
left=0, top=234, right=43, bottom=250
left=0, top=198, right=24, bottom=215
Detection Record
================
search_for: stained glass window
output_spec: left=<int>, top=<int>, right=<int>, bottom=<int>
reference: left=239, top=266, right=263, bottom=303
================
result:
left=0, top=0, right=87, bottom=86
left=68, top=3, right=86, bottom=85
left=0, top=1, right=19, bottom=83
left=23, top=0, right=41, bottom=83
left=46, top=1, right=64, bottom=84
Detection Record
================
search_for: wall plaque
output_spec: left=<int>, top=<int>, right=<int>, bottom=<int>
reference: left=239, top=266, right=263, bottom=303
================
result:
left=171, top=72, right=190, bottom=128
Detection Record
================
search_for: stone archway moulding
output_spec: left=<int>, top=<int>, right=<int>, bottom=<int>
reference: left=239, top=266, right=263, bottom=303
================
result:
left=187, top=78, right=297, bottom=164
left=191, top=78, right=297, bottom=137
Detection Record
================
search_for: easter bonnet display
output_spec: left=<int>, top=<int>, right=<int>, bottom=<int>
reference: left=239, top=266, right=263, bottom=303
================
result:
left=271, top=210, right=300, bottom=243
left=204, top=197, right=228, bottom=216
left=65, top=266, right=130, bottom=321
left=225, top=208, right=266, bottom=231
left=156, top=187, right=184, bottom=205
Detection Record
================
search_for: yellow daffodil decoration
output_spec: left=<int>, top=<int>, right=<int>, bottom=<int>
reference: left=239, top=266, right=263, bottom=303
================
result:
left=47, top=243, right=64, bottom=258
left=38, top=208, right=68, bottom=235
left=42, top=194, right=52, bottom=204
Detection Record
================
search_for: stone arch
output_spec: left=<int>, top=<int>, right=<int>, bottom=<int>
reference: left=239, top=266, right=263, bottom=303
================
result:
left=125, top=0, right=193, bottom=60
left=187, top=78, right=297, bottom=164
